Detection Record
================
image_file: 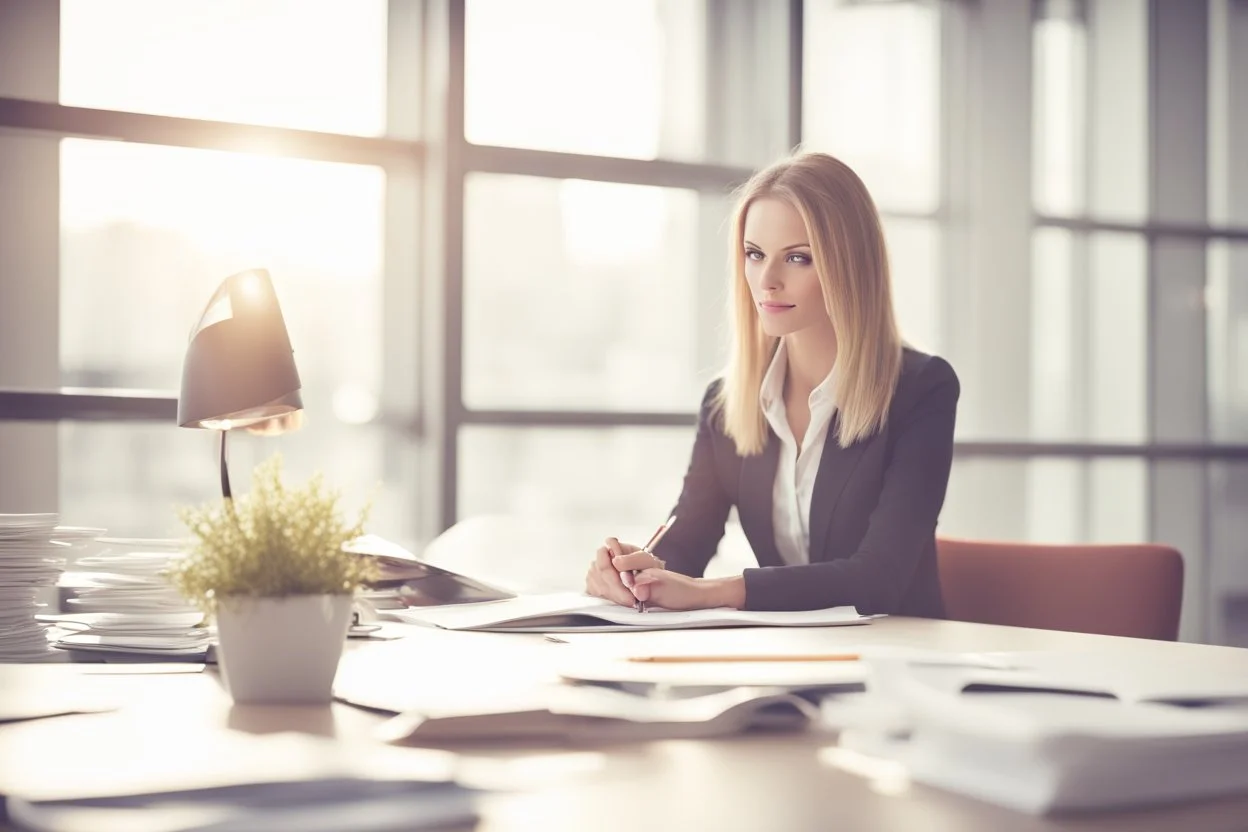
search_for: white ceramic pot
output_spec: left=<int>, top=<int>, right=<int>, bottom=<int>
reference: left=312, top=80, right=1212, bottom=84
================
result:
left=214, top=594, right=353, bottom=704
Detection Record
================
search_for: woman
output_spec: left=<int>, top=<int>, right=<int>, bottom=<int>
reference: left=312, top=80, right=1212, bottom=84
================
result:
left=585, top=152, right=958, bottom=616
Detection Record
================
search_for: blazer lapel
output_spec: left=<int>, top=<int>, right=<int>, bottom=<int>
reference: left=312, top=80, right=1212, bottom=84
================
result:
left=737, top=433, right=783, bottom=568
left=807, top=414, right=870, bottom=562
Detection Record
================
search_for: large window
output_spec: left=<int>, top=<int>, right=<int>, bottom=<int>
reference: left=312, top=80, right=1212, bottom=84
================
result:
left=2, top=0, right=1247, bottom=646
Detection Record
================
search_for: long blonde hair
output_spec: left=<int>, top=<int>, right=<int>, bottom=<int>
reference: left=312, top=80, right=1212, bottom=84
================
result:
left=714, top=152, right=903, bottom=455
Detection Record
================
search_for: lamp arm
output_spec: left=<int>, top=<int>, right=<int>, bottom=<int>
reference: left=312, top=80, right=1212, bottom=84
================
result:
left=220, top=430, right=233, bottom=502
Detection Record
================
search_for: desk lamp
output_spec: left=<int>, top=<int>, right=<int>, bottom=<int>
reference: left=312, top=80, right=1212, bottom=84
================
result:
left=177, top=269, right=303, bottom=500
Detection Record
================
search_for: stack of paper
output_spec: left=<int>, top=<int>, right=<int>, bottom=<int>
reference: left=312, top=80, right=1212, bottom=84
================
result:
left=0, top=514, right=68, bottom=661
left=50, top=538, right=211, bottom=658
left=839, top=691, right=1248, bottom=815
left=824, top=657, right=1248, bottom=814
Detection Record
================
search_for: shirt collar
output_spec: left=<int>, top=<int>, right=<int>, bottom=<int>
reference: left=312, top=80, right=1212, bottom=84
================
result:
left=759, top=340, right=787, bottom=412
left=759, top=339, right=838, bottom=411
left=810, top=363, right=837, bottom=407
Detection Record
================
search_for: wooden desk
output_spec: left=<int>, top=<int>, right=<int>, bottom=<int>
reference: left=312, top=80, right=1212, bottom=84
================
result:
left=3, top=617, right=1248, bottom=832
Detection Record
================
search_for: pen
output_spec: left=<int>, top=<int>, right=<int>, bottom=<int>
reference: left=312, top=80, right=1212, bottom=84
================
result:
left=630, top=514, right=677, bottom=613
left=626, top=653, right=861, bottom=664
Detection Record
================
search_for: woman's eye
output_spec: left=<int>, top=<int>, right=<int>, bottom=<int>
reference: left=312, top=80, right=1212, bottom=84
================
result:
left=745, top=249, right=763, bottom=261
left=787, top=253, right=812, bottom=265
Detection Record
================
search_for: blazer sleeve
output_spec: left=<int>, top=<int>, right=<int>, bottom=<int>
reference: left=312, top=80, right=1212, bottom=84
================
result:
left=742, top=357, right=960, bottom=613
left=652, top=382, right=733, bottom=578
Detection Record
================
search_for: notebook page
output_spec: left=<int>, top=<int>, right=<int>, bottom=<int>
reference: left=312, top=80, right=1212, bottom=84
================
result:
left=392, top=592, right=871, bottom=632
left=584, top=605, right=868, bottom=628
left=390, top=592, right=611, bottom=630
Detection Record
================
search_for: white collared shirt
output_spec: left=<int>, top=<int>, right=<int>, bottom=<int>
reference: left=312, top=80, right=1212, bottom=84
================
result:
left=758, top=341, right=838, bottom=566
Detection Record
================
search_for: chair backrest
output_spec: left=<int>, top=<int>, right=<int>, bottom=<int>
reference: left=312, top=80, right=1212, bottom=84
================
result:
left=936, top=538, right=1184, bottom=641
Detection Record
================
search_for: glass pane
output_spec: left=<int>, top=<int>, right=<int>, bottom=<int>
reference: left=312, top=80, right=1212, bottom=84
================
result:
left=463, top=174, right=728, bottom=412
left=943, top=460, right=1030, bottom=542
left=1030, top=227, right=1078, bottom=438
left=57, top=138, right=407, bottom=539
left=1085, top=0, right=1148, bottom=221
left=1208, top=240, right=1248, bottom=441
left=457, top=426, right=694, bottom=583
left=59, top=422, right=417, bottom=549
left=1088, top=233, right=1147, bottom=441
left=466, top=0, right=783, bottom=164
left=943, top=457, right=1147, bottom=543
left=1032, top=14, right=1087, bottom=216
left=59, top=0, right=388, bottom=136
left=60, top=139, right=385, bottom=395
left=1209, top=461, right=1248, bottom=646
left=1025, top=230, right=1147, bottom=442
left=1087, top=458, right=1148, bottom=542
left=886, top=218, right=941, bottom=355
left=1023, top=458, right=1081, bottom=542
left=459, top=426, right=690, bottom=522
left=802, top=0, right=941, bottom=212
left=1208, top=0, right=1248, bottom=226
left=60, top=423, right=216, bottom=537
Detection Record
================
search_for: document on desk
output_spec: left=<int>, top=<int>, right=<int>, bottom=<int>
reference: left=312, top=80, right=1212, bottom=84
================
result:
left=1, top=730, right=479, bottom=832
left=375, top=683, right=822, bottom=746
left=867, top=649, right=1248, bottom=706
left=0, top=665, right=120, bottom=723
left=390, top=592, right=875, bottom=633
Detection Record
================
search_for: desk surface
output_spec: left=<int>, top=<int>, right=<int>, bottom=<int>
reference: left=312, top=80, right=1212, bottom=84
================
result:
left=3, top=617, right=1248, bottom=832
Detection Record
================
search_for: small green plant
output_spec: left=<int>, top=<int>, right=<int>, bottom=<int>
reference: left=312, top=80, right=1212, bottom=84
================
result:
left=170, top=454, right=377, bottom=613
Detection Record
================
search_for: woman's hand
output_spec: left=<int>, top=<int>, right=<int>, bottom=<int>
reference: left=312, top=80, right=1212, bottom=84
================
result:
left=585, top=537, right=650, bottom=607
left=586, top=540, right=748, bottom=611
left=611, top=552, right=747, bottom=612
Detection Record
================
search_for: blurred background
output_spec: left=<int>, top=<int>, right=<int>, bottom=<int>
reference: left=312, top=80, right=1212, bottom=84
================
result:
left=0, top=0, right=1244, bottom=644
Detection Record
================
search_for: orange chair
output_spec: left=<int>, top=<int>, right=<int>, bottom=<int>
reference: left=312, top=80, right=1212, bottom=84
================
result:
left=936, top=538, right=1184, bottom=641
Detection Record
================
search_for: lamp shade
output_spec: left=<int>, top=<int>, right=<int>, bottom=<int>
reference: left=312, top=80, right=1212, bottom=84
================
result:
left=178, top=269, right=302, bottom=430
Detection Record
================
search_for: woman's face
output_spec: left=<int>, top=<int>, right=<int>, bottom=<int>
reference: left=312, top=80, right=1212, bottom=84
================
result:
left=742, top=197, right=831, bottom=338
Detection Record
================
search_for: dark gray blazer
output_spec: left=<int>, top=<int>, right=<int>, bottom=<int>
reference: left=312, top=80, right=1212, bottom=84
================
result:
left=653, top=348, right=959, bottom=617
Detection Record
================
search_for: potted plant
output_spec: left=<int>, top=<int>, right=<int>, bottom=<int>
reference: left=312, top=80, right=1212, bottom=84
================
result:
left=170, top=455, right=376, bottom=704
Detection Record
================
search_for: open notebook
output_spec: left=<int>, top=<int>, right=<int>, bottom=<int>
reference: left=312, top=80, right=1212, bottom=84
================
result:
left=389, top=592, right=874, bottom=633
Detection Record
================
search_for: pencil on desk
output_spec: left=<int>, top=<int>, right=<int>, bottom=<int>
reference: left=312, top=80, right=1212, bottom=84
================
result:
left=626, top=653, right=861, bottom=664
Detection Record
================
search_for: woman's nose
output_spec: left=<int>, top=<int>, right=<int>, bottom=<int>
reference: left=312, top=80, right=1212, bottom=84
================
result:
left=760, top=260, right=783, bottom=291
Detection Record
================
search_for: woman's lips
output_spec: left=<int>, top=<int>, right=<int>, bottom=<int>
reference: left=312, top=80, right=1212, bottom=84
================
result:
left=759, top=301, right=796, bottom=313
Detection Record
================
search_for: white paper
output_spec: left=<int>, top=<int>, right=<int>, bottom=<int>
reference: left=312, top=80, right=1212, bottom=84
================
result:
left=0, top=665, right=120, bottom=722
left=392, top=591, right=873, bottom=632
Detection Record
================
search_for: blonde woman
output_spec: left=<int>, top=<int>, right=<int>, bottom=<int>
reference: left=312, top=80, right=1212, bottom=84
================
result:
left=585, top=152, right=959, bottom=616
